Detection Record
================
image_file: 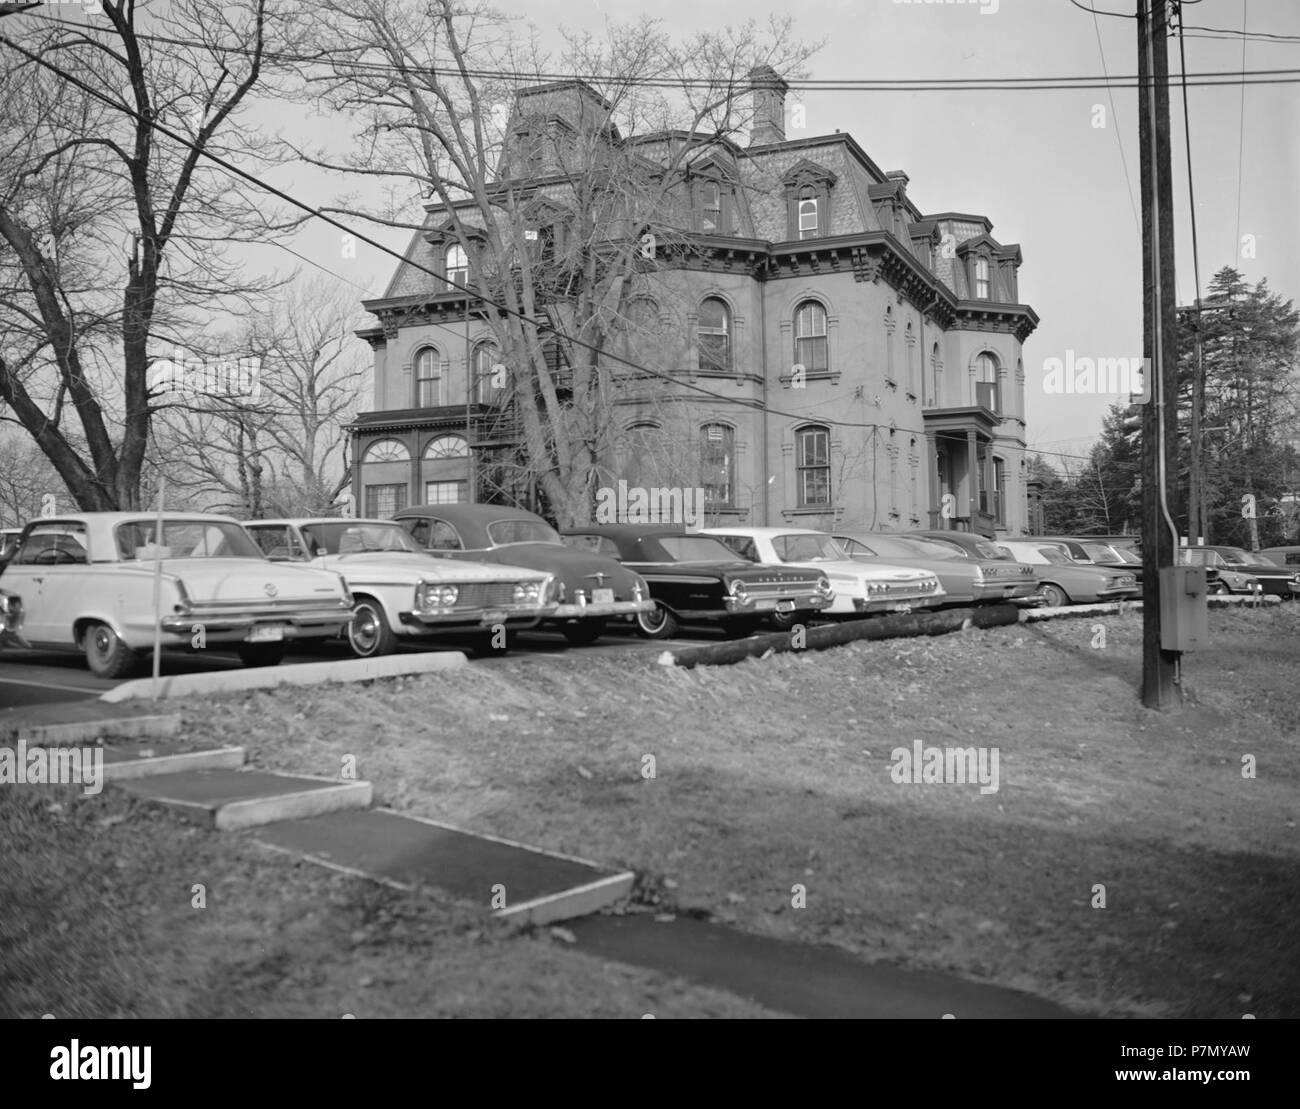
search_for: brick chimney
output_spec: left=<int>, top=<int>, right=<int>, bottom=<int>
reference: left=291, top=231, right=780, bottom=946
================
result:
left=748, top=65, right=788, bottom=146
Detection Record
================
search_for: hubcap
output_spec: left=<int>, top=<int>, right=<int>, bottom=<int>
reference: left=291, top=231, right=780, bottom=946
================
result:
left=351, top=607, right=378, bottom=651
left=91, top=628, right=111, bottom=656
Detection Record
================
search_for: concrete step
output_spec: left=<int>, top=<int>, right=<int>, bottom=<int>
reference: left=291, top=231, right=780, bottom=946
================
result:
left=115, top=768, right=371, bottom=830
left=0, top=700, right=180, bottom=744
left=254, top=808, right=634, bottom=927
left=103, top=741, right=245, bottom=781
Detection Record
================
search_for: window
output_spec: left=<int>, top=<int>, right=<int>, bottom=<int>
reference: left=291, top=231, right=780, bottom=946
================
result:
left=905, top=322, right=916, bottom=395
left=884, top=306, right=896, bottom=385
left=700, top=423, right=735, bottom=510
left=698, top=297, right=731, bottom=372
left=563, top=534, right=622, bottom=559
left=473, top=342, right=505, bottom=404
left=796, top=426, right=831, bottom=507
left=250, top=525, right=307, bottom=561
left=931, top=342, right=942, bottom=406
left=425, top=480, right=466, bottom=504
left=794, top=301, right=828, bottom=373
left=362, top=439, right=411, bottom=463
left=414, top=348, right=442, bottom=408
left=445, top=243, right=468, bottom=287
left=993, top=458, right=1006, bottom=525
left=975, top=353, right=1000, bottom=413
left=623, top=422, right=665, bottom=489
left=13, top=522, right=88, bottom=565
left=425, top=435, right=468, bottom=460
left=715, top=534, right=759, bottom=562
left=798, top=192, right=819, bottom=240
left=974, top=257, right=990, bottom=299
left=701, top=182, right=721, bottom=233
left=364, top=484, right=408, bottom=519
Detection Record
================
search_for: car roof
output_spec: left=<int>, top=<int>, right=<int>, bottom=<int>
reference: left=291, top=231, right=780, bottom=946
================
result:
left=564, top=523, right=692, bottom=540
left=248, top=518, right=395, bottom=527
left=703, top=526, right=825, bottom=537
left=395, top=503, right=546, bottom=524
left=27, top=511, right=243, bottom=526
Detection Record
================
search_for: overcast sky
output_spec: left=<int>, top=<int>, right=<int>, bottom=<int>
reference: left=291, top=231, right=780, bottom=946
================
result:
left=210, top=0, right=1300, bottom=472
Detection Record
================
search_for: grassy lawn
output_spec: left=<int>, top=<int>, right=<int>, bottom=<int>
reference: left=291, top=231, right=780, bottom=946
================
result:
left=7, top=605, right=1297, bottom=1017
left=0, top=783, right=772, bottom=1018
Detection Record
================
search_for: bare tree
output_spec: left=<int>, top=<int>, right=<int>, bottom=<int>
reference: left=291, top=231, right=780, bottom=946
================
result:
left=291, top=0, right=817, bottom=525
left=0, top=0, right=304, bottom=510
left=151, top=276, right=368, bottom=516
left=0, top=433, right=63, bottom=527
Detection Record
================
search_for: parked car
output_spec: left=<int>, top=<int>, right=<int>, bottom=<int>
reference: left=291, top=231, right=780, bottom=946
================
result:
left=560, top=525, right=834, bottom=638
left=1042, top=537, right=1148, bottom=583
left=1178, top=545, right=1297, bottom=598
left=1258, top=545, right=1300, bottom=569
left=834, top=530, right=1039, bottom=606
left=997, top=539, right=1140, bottom=607
left=393, top=503, right=653, bottom=645
left=244, top=518, right=557, bottom=657
left=0, top=513, right=356, bottom=677
left=700, top=526, right=945, bottom=625
left=896, top=530, right=1042, bottom=603
left=0, top=587, right=23, bottom=647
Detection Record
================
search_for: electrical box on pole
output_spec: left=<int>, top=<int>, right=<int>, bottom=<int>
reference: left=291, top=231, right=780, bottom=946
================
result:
left=1158, top=565, right=1207, bottom=651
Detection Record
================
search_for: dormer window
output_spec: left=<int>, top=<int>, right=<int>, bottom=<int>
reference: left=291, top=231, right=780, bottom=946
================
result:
left=974, top=257, right=990, bottom=299
left=798, top=192, right=819, bottom=240
left=701, top=183, right=721, bottom=232
left=693, top=176, right=738, bottom=235
left=445, top=244, right=468, bottom=287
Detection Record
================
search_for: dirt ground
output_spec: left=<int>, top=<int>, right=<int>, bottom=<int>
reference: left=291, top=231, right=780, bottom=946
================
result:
left=5, top=605, right=1298, bottom=1017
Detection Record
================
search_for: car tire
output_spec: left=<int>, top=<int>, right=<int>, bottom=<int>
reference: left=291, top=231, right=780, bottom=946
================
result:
left=635, top=603, right=679, bottom=639
left=237, top=643, right=287, bottom=668
left=1040, top=583, right=1069, bottom=608
left=1209, top=581, right=1229, bottom=596
left=83, top=622, right=141, bottom=679
left=561, top=619, right=606, bottom=647
left=769, top=609, right=810, bottom=632
left=347, top=596, right=398, bottom=658
left=465, top=630, right=510, bottom=657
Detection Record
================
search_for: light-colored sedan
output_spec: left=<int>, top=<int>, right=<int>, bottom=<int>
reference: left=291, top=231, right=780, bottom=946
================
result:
left=998, top=539, right=1140, bottom=607
left=244, top=518, right=557, bottom=657
left=0, top=513, right=356, bottom=677
left=834, top=531, right=1040, bottom=606
left=701, top=526, right=945, bottom=623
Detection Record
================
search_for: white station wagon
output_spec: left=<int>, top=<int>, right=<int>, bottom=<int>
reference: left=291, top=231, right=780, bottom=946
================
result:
left=243, top=518, right=557, bottom=657
left=701, top=526, right=946, bottom=623
left=0, top=513, right=357, bottom=677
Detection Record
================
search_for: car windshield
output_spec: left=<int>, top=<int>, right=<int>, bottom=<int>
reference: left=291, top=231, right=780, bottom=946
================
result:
left=772, top=533, right=845, bottom=562
left=1181, top=549, right=1216, bottom=566
left=657, top=535, right=742, bottom=562
left=1081, top=543, right=1117, bottom=561
left=1037, top=547, right=1072, bottom=565
left=1114, top=548, right=1141, bottom=564
left=115, top=519, right=263, bottom=560
left=975, top=541, right=1008, bottom=559
left=1217, top=547, right=1254, bottom=565
left=302, top=522, right=423, bottom=555
left=487, top=518, right=560, bottom=546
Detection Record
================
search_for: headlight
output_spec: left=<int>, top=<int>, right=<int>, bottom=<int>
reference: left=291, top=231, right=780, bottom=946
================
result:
left=513, top=581, right=542, bottom=603
left=729, top=579, right=748, bottom=600
left=416, top=581, right=459, bottom=608
left=816, top=575, right=832, bottom=595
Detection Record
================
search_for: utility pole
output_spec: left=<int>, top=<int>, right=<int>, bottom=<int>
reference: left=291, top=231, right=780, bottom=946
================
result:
left=1137, top=0, right=1180, bottom=709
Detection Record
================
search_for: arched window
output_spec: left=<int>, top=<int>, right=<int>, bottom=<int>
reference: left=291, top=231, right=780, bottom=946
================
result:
left=796, top=425, right=831, bottom=508
left=698, top=297, right=731, bottom=372
left=445, top=243, right=468, bottom=286
left=884, top=305, right=896, bottom=384
left=623, top=422, right=665, bottom=489
left=472, top=341, right=505, bottom=404
left=904, top=322, right=916, bottom=395
left=975, top=352, right=1000, bottom=413
left=424, top=435, right=468, bottom=460
left=794, top=301, right=828, bottom=373
left=931, top=342, right=942, bottom=407
left=700, top=423, right=735, bottom=510
left=798, top=188, right=819, bottom=239
left=363, top=439, right=410, bottom=463
left=414, top=347, right=442, bottom=407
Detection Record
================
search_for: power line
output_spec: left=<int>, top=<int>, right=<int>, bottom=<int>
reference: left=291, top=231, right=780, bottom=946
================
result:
left=1233, top=1, right=1249, bottom=263
left=0, top=30, right=934, bottom=440
left=19, top=11, right=1300, bottom=90
left=1090, top=1, right=1141, bottom=239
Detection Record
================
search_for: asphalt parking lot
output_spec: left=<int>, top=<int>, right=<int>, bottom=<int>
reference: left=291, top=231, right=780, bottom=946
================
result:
left=0, top=624, right=711, bottom=709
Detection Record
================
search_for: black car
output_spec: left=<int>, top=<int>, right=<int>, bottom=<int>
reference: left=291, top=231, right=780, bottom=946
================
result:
left=561, top=525, right=834, bottom=639
left=1044, top=536, right=1148, bottom=584
left=393, top=503, right=654, bottom=645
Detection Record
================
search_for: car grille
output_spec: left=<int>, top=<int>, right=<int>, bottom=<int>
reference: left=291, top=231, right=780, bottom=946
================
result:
left=453, top=582, right=533, bottom=608
left=741, top=578, right=820, bottom=595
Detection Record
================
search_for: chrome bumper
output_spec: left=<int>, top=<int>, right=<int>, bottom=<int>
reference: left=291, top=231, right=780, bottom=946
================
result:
left=161, top=605, right=352, bottom=639
left=724, top=592, right=832, bottom=614
left=400, top=602, right=555, bottom=629
left=552, top=598, right=656, bottom=619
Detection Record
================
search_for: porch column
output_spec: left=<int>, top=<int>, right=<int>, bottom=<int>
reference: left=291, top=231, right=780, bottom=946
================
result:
left=925, top=431, right=941, bottom=528
left=966, top=429, right=978, bottom=523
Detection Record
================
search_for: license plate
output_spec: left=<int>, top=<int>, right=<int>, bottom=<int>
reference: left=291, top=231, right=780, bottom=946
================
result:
left=775, top=599, right=796, bottom=614
left=480, top=610, right=508, bottom=624
left=247, top=624, right=284, bottom=643
left=592, top=588, right=614, bottom=604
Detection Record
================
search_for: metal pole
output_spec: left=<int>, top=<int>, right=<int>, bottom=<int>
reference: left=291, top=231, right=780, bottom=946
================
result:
left=151, top=475, right=165, bottom=702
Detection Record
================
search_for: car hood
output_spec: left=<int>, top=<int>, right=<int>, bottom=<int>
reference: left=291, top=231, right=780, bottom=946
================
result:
left=318, top=552, right=547, bottom=583
left=120, top=558, right=347, bottom=602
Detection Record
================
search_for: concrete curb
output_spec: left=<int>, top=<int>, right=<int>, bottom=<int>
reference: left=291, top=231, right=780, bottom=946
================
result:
left=100, top=650, right=469, bottom=703
left=102, top=746, right=246, bottom=781
left=1, top=707, right=181, bottom=745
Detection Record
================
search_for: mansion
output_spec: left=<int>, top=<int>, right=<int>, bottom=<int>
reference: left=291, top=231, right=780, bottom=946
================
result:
left=350, top=69, right=1039, bottom=538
